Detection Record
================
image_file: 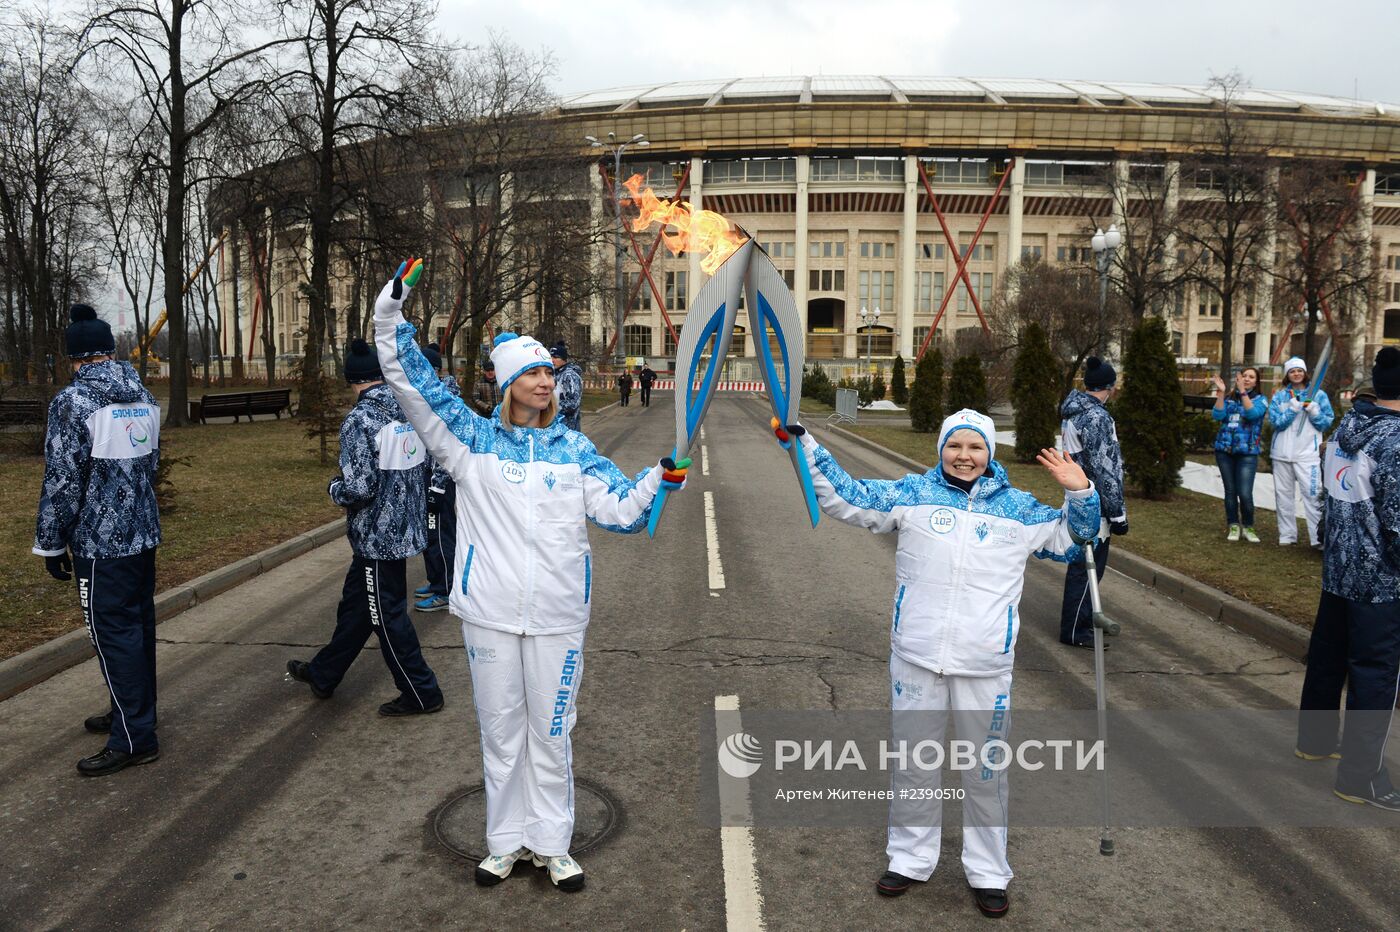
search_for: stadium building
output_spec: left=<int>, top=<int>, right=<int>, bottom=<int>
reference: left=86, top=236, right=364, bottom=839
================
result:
left=220, top=76, right=1400, bottom=380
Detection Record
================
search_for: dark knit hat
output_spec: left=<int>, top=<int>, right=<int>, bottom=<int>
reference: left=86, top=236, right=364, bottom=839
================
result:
left=1084, top=356, right=1117, bottom=390
left=1373, top=346, right=1400, bottom=400
left=65, top=304, right=115, bottom=359
left=423, top=344, right=443, bottom=372
left=548, top=341, right=568, bottom=360
left=481, top=359, right=495, bottom=372
left=344, top=338, right=382, bottom=384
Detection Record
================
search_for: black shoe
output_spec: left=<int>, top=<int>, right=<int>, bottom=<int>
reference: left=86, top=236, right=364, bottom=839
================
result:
left=76, top=746, right=159, bottom=777
left=287, top=660, right=332, bottom=699
left=84, top=711, right=113, bottom=734
left=378, top=695, right=444, bottom=717
left=1334, top=786, right=1400, bottom=811
left=877, top=870, right=920, bottom=897
left=970, top=885, right=1009, bottom=918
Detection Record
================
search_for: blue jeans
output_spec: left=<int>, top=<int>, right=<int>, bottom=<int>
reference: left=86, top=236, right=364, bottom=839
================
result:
left=1215, top=451, right=1258, bottom=527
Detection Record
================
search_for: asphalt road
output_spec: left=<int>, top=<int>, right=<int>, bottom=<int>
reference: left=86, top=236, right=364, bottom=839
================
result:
left=1, top=393, right=1396, bottom=931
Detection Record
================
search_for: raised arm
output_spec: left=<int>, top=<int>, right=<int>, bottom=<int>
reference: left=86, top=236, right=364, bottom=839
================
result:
left=795, top=430, right=907, bottom=534
left=372, top=260, right=483, bottom=466
left=1028, top=448, right=1101, bottom=562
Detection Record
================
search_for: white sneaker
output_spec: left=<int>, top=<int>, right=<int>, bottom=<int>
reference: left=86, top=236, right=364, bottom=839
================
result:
left=532, top=852, right=585, bottom=891
left=1227, top=524, right=1241, bottom=542
left=475, top=847, right=530, bottom=886
left=1243, top=527, right=1260, bottom=544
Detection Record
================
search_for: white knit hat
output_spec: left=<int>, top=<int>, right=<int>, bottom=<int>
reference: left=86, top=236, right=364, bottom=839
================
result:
left=490, top=332, right=553, bottom=393
left=938, top=408, right=997, bottom=461
left=1282, top=356, right=1307, bottom=375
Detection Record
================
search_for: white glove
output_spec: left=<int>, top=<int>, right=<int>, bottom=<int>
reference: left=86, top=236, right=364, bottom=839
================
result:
left=1305, top=401, right=1320, bottom=416
left=374, top=258, right=422, bottom=321
left=1288, top=398, right=1304, bottom=412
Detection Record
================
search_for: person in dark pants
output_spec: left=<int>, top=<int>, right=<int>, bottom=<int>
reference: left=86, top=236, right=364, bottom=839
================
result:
left=415, top=344, right=457, bottom=613
left=617, top=370, right=633, bottom=406
left=1211, top=367, right=1267, bottom=543
left=1296, top=347, right=1400, bottom=811
left=287, top=339, right=444, bottom=717
left=1058, top=357, right=1128, bottom=648
left=639, top=365, right=656, bottom=407
left=34, top=305, right=162, bottom=777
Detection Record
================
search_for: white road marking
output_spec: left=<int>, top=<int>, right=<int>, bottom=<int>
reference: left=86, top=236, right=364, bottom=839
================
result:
left=704, top=491, right=726, bottom=590
left=700, top=425, right=707, bottom=442
left=715, top=695, right=765, bottom=932
left=702, top=444, right=710, bottom=476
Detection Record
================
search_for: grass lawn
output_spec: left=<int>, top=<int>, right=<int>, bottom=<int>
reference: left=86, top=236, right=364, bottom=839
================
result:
left=0, top=417, right=342, bottom=661
left=843, top=424, right=1321, bottom=629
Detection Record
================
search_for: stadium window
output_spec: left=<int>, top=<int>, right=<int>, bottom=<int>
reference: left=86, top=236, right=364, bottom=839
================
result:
left=278, top=333, right=285, bottom=354
left=1243, top=332, right=1257, bottom=359
left=666, top=271, right=688, bottom=310
left=1021, top=245, right=1044, bottom=261
left=663, top=327, right=678, bottom=357
left=913, top=326, right=931, bottom=350
left=782, top=269, right=795, bottom=289
left=1172, top=331, right=1184, bottom=355
left=624, top=325, right=652, bottom=358
left=625, top=272, right=652, bottom=310
left=1385, top=310, right=1400, bottom=340
left=919, top=242, right=946, bottom=261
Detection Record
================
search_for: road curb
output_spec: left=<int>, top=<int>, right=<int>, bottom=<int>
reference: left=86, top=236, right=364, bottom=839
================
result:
left=0, top=517, right=347, bottom=702
left=823, top=424, right=1310, bottom=661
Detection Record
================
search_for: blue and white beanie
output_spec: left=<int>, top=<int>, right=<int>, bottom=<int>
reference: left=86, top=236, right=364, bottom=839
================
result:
left=938, top=408, right=996, bottom=461
left=490, top=332, right=553, bottom=393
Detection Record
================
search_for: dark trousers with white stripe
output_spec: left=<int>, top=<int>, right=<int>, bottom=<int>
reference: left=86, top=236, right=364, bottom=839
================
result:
left=1298, top=590, right=1400, bottom=797
left=422, top=482, right=457, bottom=598
left=309, top=556, right=443, bottom=708
left=1059, top=537, right=1110, bottom=645
left=74, top=550, right=158, bottom=754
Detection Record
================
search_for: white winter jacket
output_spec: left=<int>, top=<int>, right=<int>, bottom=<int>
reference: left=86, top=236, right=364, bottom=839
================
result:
left=374, top=302, right=664, bottom=637
left=803, top=434, right=1101, bottom=677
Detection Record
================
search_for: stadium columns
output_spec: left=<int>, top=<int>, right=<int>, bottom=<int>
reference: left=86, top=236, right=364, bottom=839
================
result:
left=1352, top=168, right=1377, bottom=382
left=688, top=156, right=705, bottom=359
left=1006, top=157, right=1026, bottom=297
left=899, top=154, right=919, bottom=359
left=1255, top=164, right=1280, bottom=366
left=795, top=154, right=811, bottom=339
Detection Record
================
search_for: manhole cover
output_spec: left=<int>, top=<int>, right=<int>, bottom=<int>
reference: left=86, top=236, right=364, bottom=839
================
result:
left=433, top=777, right=620, bottom=862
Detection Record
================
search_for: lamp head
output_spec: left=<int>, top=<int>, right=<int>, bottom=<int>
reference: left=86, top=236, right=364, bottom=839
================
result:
left=631, top=133, right=646, bottom=142
left=1105, top=224, right=1122, bottom=249
left=584, top=135, right=598, bottom=144
left=1091, top=229, right=1106, bottom=252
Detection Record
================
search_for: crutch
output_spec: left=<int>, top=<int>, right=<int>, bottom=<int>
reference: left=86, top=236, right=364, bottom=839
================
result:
left=1070, top=529, right=1121, bottom=856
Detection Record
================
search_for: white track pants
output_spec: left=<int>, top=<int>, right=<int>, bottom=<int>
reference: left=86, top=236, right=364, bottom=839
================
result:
left=463, top=621, right=585, bottom=857
left=1273, top=458, right=1322, bottom=546
left=886, top=654, right=1013, bottom=889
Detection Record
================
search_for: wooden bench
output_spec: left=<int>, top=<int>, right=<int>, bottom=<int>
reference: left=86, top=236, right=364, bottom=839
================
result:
left=0, top=398, right=46, bottom=426
left=197, top=390, right=292, bottom=423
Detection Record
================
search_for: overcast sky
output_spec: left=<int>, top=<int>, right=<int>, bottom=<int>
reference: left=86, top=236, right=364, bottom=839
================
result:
left=438, top=0, right=1400, bottom=105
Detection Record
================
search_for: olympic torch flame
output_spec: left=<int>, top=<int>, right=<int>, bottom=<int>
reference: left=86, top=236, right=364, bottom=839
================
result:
left=622, top=174, right=749, bottom=275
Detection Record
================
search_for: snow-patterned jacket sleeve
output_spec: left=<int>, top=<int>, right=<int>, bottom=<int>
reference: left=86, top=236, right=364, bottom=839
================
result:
left=800, top=434, right=908, bottom=534
left=330, top=412, right=377, bottom=508
left=33, top=391, right=90, bottom=556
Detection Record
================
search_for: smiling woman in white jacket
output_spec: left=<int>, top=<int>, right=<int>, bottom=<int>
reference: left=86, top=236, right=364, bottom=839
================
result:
left=775, top=409, right=1100, bottom=919
left=372, top=260, right=688, bottom=893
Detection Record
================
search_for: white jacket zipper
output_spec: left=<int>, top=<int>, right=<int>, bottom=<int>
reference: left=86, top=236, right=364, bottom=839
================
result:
left=523, top=433, right=536, bottom=634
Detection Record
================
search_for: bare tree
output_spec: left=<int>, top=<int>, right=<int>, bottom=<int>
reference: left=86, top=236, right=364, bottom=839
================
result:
left=0, top=13, right=101, bottom=385
left=990, top=260, right=1127, bottom=395
left=79, top=0, right=292, bottom=424
left=1100, top=161, right=1195, bottom=324
left=1177, top=72, right=1274, bottom=377
left=1272, top=159, right=1378, bottom=373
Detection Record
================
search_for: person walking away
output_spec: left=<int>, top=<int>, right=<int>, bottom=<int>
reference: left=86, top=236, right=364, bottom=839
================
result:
left=1268, top=356, right=1334, bottom=549
left=1296, top=347, right=1400, bottom=811
left=617, top=370, right=633, bottom=407
left=286, top=339, right=444, bottom=717
left=1058, top=356, right=1128, bottom=648
left=35, top=305, right=162, bottom=777
left=415, top=344, right=458, bottom=612
left=473, top=360, right=501, bottom=417
left=775, top=409, right=1100, bottom=918
left=639, top=365, right=656, bottom=408
left=1211, top=367, right=1267, bottom=542
left=373, top=259, right=690, bottom=892
left=550, top=341, right=583, bottom=432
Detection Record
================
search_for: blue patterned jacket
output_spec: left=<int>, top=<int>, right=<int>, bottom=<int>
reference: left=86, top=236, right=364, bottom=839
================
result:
left=1060, top=389, right=1126, bottom=525
left=426, top=375, right=460, bottom=492
left=802, top=434, right=1100, bottom=677
left=33, top=361, right=161, bottom=560
left=330, top=383, right=427, bottom=560
left=1212, top=390, right=1268, bottom=455
left=554, top=362, right=583, bottom=432
left=1321, top=399, right=1400, bottom=603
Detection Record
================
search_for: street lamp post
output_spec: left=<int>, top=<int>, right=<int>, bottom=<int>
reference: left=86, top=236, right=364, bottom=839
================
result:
left=586, top=131, right=649, bottom=367
left=859, top=305, right=881, bottom=374
left=1091, top=224, right=1121, bottom=355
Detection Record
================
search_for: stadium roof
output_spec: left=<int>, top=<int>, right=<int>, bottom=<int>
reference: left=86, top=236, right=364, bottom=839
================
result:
left=559, top=76, right=1398, bottom=120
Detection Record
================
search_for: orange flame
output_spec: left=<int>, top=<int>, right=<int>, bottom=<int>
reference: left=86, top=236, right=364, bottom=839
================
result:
left=621, top=174, right=748, bottom=275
